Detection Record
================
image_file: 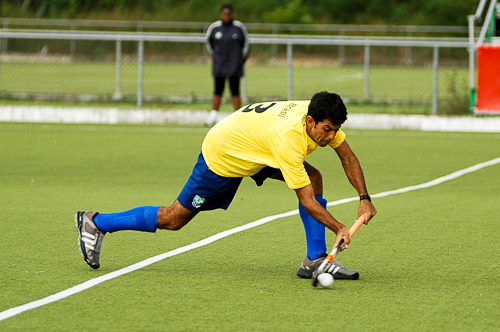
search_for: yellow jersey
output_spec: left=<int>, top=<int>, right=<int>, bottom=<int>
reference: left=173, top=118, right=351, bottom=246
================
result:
left=202, top=100, right=346, bottom=189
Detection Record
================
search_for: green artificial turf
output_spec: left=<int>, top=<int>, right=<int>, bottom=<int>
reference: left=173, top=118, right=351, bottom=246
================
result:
left=1, top=123, right=499, bottom=331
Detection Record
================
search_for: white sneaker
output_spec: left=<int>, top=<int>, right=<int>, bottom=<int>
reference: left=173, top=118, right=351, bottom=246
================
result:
left=205, top=110, right=219, bottom=126
left=75, top=211, right=106, bottom=269
left=297, top=255, right=359, bottom=280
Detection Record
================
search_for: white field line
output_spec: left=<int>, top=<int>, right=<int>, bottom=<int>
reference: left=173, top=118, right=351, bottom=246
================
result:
left=326, top=157, right=500, bottom=207
left=1, top=156, right=500, bottom=322
left=328, top=73, right=363, bottom=82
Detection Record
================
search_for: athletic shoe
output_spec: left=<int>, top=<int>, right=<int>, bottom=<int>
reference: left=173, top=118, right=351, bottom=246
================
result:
left=204, top=110, right=218, bottom=126
left=75, top=211, right=105, bottom=269
left=296, top=255, right=359, bottom=280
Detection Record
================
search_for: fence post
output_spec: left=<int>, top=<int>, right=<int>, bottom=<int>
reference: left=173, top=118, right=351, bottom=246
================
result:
left=468, top=15, right=476, bottom=110
left=203, top=23, right=209, bottom=60
left=272, top=25, right=278, bottom=60
left=432, top=46, right=439, bottom=115
left=287, top=42, right=293, bottom=100
left=137, top=23, right=144, bottom=108
left=70, top=25, right=76, bottom=58
left=0, top=21, right=5, bottom=89
left=2, top=21, right=8, bottom=54
left=405, top=31, right=413, bottom=65
left=339, top=29, right=345, bottom=64
left=364, top=43, right=370, bottom=101
left=138, top=39, right=144, bottom=109
left=115, top=39, right=122, bottom=100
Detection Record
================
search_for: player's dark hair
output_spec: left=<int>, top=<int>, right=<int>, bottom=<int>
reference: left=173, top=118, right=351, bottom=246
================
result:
left=308, top=91, right=347, bottom=125
left=220, top=3, right=234, bottom=13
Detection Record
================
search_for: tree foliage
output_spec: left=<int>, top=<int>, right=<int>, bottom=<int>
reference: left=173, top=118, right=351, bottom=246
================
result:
left=1, top=0, right=479, bottom=25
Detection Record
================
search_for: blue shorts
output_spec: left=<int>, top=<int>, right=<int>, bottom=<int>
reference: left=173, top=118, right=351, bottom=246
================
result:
left=177, top=153, right=243, bottom=211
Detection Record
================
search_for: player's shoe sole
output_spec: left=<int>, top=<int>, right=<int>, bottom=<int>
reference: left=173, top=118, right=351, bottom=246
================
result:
left=75, top=211, right=105, bottom=269
left=297, top=255, right=359, bottom=280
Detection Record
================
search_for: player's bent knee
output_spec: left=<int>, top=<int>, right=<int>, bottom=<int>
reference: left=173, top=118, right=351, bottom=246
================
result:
left=308, top=168, right=323, bottom=185
left=304, top=163, right=323, bottom=194
left=161, top=221, right=185, bottom=231
left=157, top=203, right=196, bottom=231
left=157, top=216, right=192, bottom=230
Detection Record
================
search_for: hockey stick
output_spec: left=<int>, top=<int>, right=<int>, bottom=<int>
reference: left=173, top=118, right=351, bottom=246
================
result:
left=312, top=214, right=367, bottom=287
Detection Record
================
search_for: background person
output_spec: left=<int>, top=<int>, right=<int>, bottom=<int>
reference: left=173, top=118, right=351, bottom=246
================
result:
left=76, top=91, right=377, bottom=281
left=205, top=3, right=249, bottom=126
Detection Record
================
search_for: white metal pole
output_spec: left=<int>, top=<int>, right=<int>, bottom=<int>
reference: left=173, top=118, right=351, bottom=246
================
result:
left=432, top=46, right=439, bottom=115
left=138, top=39, right=144, bottom=109
left=468, top=15, right=476, bottom=109
left=70, top=25, right=76, bottom=57
left=2, top=21, right=8, bottom=54
left=406, top=31, right=413, bottom=65
left=272, top=25, right=278, bottom=60
left=115, top=39, right=122, bottom=100
left=475, top=0, right=489, bottom=18
left=364, top=44, right=370, bottom=101
left=476, top=0, right=498, bottom=46
left=339, top=29, right=345, bottom=64
left=287, top=43, right=293, bottom=100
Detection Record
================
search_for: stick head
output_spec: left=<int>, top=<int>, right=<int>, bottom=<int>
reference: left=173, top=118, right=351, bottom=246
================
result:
left=311, top=214, right=367, bottom=288
left=312, top=252, right=337, bottom=287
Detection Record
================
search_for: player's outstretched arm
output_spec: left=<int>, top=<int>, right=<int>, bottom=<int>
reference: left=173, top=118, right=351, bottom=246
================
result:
left=295, top=184, right=351, bottom=249
left=334, top=141, right=377, bottom=224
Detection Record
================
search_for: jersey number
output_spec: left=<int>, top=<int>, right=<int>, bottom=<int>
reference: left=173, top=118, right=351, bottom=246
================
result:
left=241, top=102, right=276, bottom=113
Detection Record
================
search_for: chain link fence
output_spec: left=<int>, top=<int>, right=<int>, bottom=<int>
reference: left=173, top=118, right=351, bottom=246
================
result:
left=0, top=29, right=470, bottom=114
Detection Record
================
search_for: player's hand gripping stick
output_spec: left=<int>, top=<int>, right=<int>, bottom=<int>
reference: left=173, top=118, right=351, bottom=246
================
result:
left=312, top=214, right=367, bottom=287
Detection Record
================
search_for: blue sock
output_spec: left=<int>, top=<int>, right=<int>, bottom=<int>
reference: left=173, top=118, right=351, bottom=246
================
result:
left=93, top=206, right=159, bottom=233
left=299, top=195, right=327, bottom=260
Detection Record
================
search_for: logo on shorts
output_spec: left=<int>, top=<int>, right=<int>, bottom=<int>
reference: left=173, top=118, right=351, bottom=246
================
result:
left=192, top=195, right=205, bottom=209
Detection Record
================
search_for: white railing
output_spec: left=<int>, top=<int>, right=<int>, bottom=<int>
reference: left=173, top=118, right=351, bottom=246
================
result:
left=0, top=18, right=476, bottom=63
left=0, top=18, right=475, bottom=35
left=0, top=29, right=470, bottom=114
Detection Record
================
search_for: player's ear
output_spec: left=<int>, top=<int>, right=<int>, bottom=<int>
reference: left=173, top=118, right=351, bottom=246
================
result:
left=306, top=115, right=316, bottom=128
